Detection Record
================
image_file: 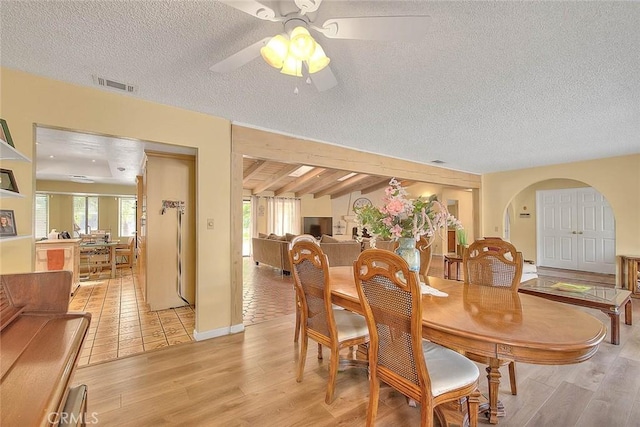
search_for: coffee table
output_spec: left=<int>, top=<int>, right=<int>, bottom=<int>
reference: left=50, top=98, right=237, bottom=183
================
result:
left=519, top=278, right=632, bottom=345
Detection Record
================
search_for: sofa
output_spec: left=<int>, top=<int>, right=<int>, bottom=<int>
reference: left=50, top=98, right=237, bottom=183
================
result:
left=252, top=234, right=294, bottom=274
left=251, top=233, right=364, bottom=272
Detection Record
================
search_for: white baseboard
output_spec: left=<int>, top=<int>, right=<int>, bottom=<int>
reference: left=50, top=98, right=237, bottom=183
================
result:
left=193, top=323, right=244, bottom=341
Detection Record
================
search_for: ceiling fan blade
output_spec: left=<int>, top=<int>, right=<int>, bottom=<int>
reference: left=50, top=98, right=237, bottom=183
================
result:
left=314, top=16, right=430, bottom=40
left=309, top=65, right=337, bottom=92
left=218, top=0, right=283, bottom=22
left=294, top=0, right=323, bottom=15
left=210, top=37, right=271, bottom=73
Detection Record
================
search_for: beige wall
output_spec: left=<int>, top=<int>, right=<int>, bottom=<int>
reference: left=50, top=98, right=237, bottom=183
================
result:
left=482, top=155, right=640, bottom=268
left=0, top=68, right=230, bottom=337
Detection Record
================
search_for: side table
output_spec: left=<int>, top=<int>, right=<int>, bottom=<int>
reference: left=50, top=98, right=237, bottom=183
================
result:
left=444, top=253, right=463, bottom=281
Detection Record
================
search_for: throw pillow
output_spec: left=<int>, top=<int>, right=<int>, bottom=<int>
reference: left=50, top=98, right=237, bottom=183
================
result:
left=258, top=233, right=268, bottom=238
left=285, top=233, right=297, bottom=242
left=320, top=234, right=339, bottom=243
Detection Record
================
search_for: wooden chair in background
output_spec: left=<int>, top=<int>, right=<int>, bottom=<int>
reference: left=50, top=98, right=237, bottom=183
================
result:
left=289, top=240, right=369, bottom=404
left=462, top=237, right=524, bottom=399
left=354, top=249, right=480, bottom=427
left=116, top=236, right=135, bottom=269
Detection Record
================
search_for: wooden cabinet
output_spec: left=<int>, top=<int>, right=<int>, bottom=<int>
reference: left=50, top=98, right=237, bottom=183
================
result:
left=35, top=239, right=81, bottom=294
left=620, top=255, right=640, bottom=298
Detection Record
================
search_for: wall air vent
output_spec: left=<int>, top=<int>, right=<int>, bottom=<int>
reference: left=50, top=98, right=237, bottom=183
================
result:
left=92, top=75, right=136, bottom=93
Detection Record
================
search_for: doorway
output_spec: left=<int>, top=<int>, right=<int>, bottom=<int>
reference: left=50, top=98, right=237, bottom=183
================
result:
left=536, top=187, right=615, bottom=274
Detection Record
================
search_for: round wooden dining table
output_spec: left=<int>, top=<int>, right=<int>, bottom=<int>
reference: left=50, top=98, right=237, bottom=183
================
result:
left=329, top=266, right=607, bottom=424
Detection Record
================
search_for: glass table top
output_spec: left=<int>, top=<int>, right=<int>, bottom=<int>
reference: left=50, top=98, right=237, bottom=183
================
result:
left=520, top=278, right=628, bottom=304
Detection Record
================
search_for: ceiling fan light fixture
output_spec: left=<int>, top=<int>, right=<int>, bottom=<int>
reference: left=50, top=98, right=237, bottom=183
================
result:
left=288, top=26, right=316, bottom=61
left=306, top=43, right=330, bottom=73
left=260, top=34, right=289, bottom=69
left=280, top=54, right=302, bottom=76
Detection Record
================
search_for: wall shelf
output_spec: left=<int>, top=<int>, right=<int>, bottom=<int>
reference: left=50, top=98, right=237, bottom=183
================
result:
left=1, top=139, right=30, bottom=162
left=0, top=188, right=25, bottom=199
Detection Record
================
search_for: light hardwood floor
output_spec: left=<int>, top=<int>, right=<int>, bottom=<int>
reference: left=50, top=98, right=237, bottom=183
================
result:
left=74, top=259, right=640, bottom=426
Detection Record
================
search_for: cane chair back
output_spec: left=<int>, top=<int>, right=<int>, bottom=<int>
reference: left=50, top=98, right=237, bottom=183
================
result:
left=464, top=238, right=523, bottom=290
left=354, top=249, right=480, bottom=427
left=290, top=234, right=319, bottom=343
left=289, top=240, right=369, bottom=404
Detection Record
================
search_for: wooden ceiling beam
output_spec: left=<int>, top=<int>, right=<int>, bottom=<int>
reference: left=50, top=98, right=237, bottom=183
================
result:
left=295, top=170, right=347, bottom=197
left=315, top=174, right=371, bottom=199
left=274, top=167, right=327, bottom=196
left=243, top=160, right=268, bottom=184
left=252, top=164, right=302, bottom=194
left=359, top=177, right=393, bottom=195
left=330, top=176, right=386, bottom=199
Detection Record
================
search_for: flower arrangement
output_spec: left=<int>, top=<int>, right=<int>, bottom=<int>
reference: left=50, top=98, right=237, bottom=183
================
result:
left=354, top=178, right=463, bottom=247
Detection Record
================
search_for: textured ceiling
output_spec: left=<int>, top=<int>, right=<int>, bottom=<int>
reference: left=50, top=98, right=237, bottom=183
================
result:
left=1, top=1, right=639, bottom=175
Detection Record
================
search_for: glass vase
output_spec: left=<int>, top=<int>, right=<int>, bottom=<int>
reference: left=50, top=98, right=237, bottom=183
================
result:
left=395, top=237, right=420, bottom=272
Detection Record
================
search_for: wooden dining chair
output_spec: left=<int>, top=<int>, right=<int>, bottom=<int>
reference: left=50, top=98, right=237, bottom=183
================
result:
left=354, top=249, right=480, bottom=427
left=463, top=237, right=524, bottom=397
left=289, top=234, right=319, bottom=343
left=289, top=240, right=370, bottom=404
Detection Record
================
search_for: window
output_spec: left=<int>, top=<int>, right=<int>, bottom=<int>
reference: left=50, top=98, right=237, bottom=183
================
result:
left=74, top=196, right=99, bottom=234
left=119, top=197, right=136, bottom=237
left=34, top=194, right=49, bottom=239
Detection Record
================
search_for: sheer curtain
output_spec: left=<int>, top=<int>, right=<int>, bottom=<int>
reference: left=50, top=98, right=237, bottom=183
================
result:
left=266, top=197, right=301, bottom=235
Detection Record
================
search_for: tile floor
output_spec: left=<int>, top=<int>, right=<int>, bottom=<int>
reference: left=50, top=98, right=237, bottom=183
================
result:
left=69, top=268, right=195, bottom=366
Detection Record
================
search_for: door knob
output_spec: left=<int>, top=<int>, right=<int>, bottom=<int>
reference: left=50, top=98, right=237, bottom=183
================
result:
left=578, top=231, right=583, bottom=234
left=572, top=231, right=577, bottom=234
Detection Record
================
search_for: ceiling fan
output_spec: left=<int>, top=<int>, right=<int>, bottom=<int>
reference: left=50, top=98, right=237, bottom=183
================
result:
left=210, top=0, right=430, bottom=91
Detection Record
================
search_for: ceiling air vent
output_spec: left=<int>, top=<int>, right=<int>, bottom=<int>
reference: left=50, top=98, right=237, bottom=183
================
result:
left=70, top=175, right=95, bottom=184
left=92, top=75, right=136, bottom=93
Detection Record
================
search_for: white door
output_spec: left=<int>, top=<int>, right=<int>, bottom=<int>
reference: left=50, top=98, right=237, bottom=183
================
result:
left=536, top=188, right=615, bottom=274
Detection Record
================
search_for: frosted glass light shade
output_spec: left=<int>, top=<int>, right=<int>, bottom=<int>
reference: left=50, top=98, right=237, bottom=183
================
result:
left=289, top=26, right=316, bottom=61
left=307, top=43, right=330, bottom=73
left=260, top=35, right=289, bottom=69
left=280, top=54, right=302, bottom=76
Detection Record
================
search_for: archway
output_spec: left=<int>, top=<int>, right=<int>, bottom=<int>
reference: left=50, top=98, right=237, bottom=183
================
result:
left=505, top=178, right=616, bottom=274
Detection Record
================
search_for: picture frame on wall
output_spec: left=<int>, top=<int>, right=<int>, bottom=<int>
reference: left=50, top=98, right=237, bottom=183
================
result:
left=0, top=119, right=15, bottom=148
left=0, top=209, right=17, bottom=237
left=0, top=168, right=19, bottom=193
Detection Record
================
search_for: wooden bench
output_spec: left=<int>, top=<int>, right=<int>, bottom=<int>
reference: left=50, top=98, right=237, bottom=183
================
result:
left=1, top=271, right=91, bottom=426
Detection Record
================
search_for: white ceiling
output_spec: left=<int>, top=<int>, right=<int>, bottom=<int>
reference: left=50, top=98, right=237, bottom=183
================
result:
left=1, top=1, right=639, bottom=179
left=35, top=127, right=196, bottom=185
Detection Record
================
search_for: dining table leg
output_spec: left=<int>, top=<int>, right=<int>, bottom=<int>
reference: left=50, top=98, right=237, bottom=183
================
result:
left=487, top=357, right=501, bottom=424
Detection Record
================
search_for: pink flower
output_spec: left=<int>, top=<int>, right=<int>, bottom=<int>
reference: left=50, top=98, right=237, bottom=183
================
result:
left=384, top=198, right=405, bottom=216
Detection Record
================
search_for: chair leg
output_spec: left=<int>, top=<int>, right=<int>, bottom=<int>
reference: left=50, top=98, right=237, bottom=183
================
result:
left=296, top=332, right=308, bottom=383
left=467, top=389, right=481, bottom=427
left=420, top=399, right=434, bottom=427
left=325, top=346, right=340, bottom=404
left=508, top=361, right=517, bottom=395
left=366, top=377, right=380, bottom=427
